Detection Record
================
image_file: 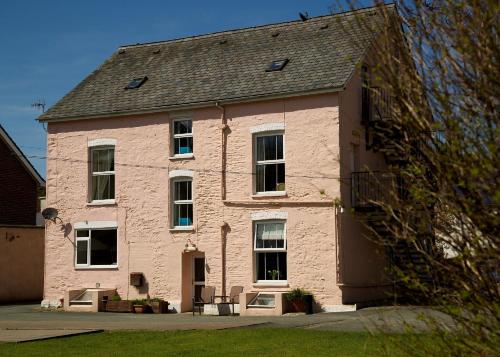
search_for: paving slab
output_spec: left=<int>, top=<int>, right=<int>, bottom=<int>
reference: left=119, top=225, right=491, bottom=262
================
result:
left=0, top=329, right=102, bottom=343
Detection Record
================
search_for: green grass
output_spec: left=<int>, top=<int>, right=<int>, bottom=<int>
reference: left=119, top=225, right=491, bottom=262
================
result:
left=0, top=329, right=440, bottom=357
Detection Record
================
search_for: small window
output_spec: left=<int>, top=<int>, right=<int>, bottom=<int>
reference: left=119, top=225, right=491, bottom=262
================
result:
left=266, top=59, right=289, bottom=72
left=90, top=147, right=115, bottom=201
left=173, top=119, right=193, bottom=156
left=75, top=229, right=117, bottom=268
left=255, top=134, right=285, bottom=193
left=125, top=76, right=147, bottom=89
left=172, top=179, right=193, bottom=227
left=254, top=221, right=287, bottom=282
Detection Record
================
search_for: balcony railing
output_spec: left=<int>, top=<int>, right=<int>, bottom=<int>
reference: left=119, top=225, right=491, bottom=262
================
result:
left=362, top=86, right=393, bottom=124
left=351, top=171, right=404, bottom=210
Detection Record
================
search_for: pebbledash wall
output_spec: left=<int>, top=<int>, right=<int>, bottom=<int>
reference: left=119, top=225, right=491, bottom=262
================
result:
left=43, top=91, right=373, bottom=312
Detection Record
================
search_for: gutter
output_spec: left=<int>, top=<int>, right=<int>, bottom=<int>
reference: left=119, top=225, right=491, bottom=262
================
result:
left=37, top=86, right=344, bottom=123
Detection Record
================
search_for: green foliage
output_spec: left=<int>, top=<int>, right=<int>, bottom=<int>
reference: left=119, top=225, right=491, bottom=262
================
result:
left=131, top=299, right=146, bottom=305
left=284, top=288, right=311, bottom=301
left=148, top=297, right=164, bottom=303
left=111, top=294, right=121, bottom=302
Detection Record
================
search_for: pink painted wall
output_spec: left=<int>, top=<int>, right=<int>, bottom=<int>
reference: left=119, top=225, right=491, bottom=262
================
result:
left=43, top=91, right=380, bottom=311
left=338, top=69, right=392, bottom=303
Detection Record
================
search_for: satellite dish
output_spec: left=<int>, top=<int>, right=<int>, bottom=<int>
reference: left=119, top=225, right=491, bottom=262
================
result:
left=42, top=207, right=59, bottom=221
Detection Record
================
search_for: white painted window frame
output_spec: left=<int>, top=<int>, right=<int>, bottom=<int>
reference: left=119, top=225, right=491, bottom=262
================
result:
left=254, top=131, right=285, bottom=194
left=89, top=145, right=115, bottom=203
left=74, top=227, right=118, bottom=269
left=171, top=177, right=194, bottom=229
left=172, top=118, right=193, bottom=157
left=253, top=220, right=287, bottom=283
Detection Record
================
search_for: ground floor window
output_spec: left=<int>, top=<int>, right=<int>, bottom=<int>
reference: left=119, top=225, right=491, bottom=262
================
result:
left=75, top=229, right=117, bottom=267
left=254, top=221, right=287, bottom=282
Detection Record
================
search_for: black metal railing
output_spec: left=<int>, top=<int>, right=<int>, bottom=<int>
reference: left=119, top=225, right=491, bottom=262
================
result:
left=351, top=171, right=404, bottom=210
left=362, top=86, right=393, bottom=124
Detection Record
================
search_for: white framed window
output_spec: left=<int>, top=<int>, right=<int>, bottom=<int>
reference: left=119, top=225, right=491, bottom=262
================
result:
left=90, top=146, right=115, bottom=201
left=255, top=133, right=285, bottom=193
left=172, top=178, right=193, bottom=228
left=254, top=221, right=287, bottom=282
left=173, top=118, right=193, bottom=156
left=75, top=228, right=117, bottom=268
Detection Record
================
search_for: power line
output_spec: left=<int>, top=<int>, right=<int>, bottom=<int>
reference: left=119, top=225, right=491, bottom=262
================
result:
left=12, top=152, right=351, bottom=181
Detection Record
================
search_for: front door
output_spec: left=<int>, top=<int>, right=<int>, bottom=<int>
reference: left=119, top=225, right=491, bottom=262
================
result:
left=193, top=257, right=205, bottom=301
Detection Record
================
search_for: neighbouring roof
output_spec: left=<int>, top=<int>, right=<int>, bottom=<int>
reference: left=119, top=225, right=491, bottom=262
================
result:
left=0, top=124, right=45, bottom=186
left=39, top=5, right=392, bottom=122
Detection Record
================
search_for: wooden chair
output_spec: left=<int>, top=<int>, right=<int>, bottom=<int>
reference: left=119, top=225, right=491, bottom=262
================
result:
left=192, top=286, right=215, bottom=316
left=217, top=286, right=243, bottom=315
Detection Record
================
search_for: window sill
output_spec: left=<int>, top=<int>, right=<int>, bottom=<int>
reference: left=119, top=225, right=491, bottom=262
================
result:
left=75, top=265, right=118, bottom=270
left=87, top=199, right=116, bottom=206
left=252, top=191, right=287, bottom=198
left=169, top=227, right=195, bottom=232
left=253, top=281, right=289, bottom=288
left=169, top=154, right=194, bottom=160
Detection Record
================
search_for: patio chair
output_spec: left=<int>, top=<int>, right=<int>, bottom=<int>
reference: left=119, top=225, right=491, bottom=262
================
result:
left=192, top=286, right=215, bottom=316
left=217, top=286, right=243, bottom=316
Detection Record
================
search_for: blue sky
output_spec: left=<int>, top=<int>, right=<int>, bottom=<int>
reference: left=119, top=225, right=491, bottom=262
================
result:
left=0, top=0, right=360, bottom=177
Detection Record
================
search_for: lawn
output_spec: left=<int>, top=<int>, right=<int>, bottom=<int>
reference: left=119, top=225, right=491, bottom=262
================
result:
left=0, top=329, right=438, bottom=356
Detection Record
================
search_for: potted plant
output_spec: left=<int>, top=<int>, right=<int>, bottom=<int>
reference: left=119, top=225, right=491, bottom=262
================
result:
left=268, top=269, right=280, bottom=280
left=104, top=294, right=133, bottom=313
left=132, top=299, right=148, bottom=313
left=148, top=297, right=169, bottom=314
left=285, top=288, right=310, bottom=313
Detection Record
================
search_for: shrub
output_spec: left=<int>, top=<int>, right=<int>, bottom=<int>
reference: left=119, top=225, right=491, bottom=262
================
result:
left=285, top=288, right=311, bottom=301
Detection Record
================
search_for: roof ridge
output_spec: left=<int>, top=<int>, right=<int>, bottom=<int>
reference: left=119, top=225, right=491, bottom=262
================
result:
left=119, top=4, right=393, bottom=49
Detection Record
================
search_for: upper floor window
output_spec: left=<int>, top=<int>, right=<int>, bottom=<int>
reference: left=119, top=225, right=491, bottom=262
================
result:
left=90, top=146, right=115, bottom=201
left=255, top=134, right=285, bottom=193
left=173, top=119, right=193, bottom=156
left=172, top=179, right=193, bottom=228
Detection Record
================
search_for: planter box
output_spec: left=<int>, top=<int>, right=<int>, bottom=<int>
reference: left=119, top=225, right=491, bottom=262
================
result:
left=150, top=301, right=169, bottom=314
left=288, top=299, right=305, bottom=313
left=104, top=300, right=133, bottom=313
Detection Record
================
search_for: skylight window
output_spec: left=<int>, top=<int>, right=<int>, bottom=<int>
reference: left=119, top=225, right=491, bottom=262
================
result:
left=125, top=76, right=148, bottom=89
left=266, top=59, right=289, bottom=72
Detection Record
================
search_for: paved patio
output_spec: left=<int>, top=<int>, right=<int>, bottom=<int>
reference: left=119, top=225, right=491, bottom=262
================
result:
left=0, top=304, right=455, bottom=342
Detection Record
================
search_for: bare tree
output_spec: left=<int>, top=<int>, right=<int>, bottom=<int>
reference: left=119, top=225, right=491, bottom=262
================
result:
left=335, top=1, right=499, bottom=354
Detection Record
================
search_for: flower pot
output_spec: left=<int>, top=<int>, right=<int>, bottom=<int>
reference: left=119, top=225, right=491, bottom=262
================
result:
left=289, top=299, right=305, bottom=313
left=133, top=305, right=146, bottom=313
left=150, top=301, right=169, bottom=314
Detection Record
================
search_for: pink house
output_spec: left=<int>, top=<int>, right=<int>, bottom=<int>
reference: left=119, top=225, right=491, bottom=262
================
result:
left=38, top=6, right=395, bottom=313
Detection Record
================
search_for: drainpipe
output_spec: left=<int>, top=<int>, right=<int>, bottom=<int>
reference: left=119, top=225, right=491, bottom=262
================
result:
left=216, top=101, right=227, bottom=200
left=216, top=102, right=228, bottom=299
left=220, top=222, right=229, bottom=299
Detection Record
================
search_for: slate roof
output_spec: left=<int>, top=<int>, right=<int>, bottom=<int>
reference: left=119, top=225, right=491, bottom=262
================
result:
left=39, top=5, right=391, bottom=122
